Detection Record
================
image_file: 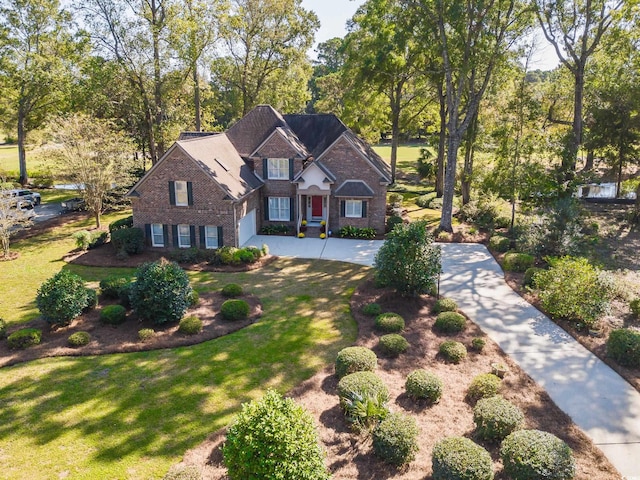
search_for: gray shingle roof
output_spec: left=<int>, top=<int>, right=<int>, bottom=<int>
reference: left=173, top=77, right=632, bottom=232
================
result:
left=226, top=105, right=288, bottom=158
left=334, top=180, right=375, bottom=198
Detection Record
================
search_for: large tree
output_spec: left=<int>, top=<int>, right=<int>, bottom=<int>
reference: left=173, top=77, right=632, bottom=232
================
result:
left=344, top=0, right=431, bottom=184
left=49, top=114, right=135, bottom=228
left=0, top=0, right=81, bottom=185
left=212, top=0, right=319, bottom=120
left=408, top=0, right=529, bottom=232
left=535, top=0, right=624, bottom=182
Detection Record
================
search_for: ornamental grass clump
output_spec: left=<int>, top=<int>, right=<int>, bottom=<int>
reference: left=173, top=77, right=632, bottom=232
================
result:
left=335, top=346, right=377, bottom=378
left=432, top=436, right=494, bottom=480
left=67, top=331, right=91, bottom=347
left=467, top=373, right=502, bottom=403
left=405, top=369, right=443, bottom=403
left=374, top=312, right=405, bottom=333
left=221, top=299, right=250, bottom=321
left=500, top=430, right=575, bottom=480
left=337, top=371, right=389, bottom=410
left=434, top=297, right=457, bottom=313
left=373, top=412, right=419, bottom=466
left=439, top=340, right=467, bottom=363
left=473, top=395, right=524, bottom=441
left=379, top=334, right=409, bottom=357
left=434, top=311, right=467, bottom=334
left=223, top=390, right=330, bottom=480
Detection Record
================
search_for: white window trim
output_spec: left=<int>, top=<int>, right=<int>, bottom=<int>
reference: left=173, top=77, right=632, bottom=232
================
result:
left=151, top=223, right=164, bottom=247
left=267, top=158, right=289, bottom=180
left=204, top=226, right=218, bottom=249
left=268, top=197, right=290, bottom=221
left=345, top=199, right=363, bottom=218
left=175, top=180, right=188, bottom=206
left=177, top=224, right=191, bottom=248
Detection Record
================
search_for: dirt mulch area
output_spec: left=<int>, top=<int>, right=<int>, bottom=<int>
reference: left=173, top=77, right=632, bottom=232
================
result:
left=0, top=292, right=262, bottom=368
left=179, top=279, right=621, bottom=480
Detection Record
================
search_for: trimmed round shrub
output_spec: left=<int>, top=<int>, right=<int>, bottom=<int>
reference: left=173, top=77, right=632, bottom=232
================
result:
left=221, top=283, right=243, bottom=298
left=471, top=337, right=486, bottom=352
left=85, top=288, right=98, bottom=310
left=221, top=299, right=250, bottom=321
left=187, top=290, right=199, bottom=307
left=523, top=267, right=543, bottom=288
left=337, top=371, right=389, bottom=409
left=467, top=374, right=502, bottom=403
left=489, top=235, right=510, bottom=253
left=100, top=304, right=127, bottom=325
left=138, top=328, right=155, bottom=342
left=129, top=259, right=193, bottom=324
left=607, top=328, right=640, bottom=368
left=0, top=318, right=7, bottom=339
left=373, top=412, right=419, bottom=466
left=439, top=340, right=467, bottom=363
left=162, top=465, right=202, bottom=480
left=631, top=298, right=640, bottom=317
left=435, top=311, right=466, bottom=334
left=405, top=369, right=443, bottom=403
left=501, top=430, right=575, bottom=480
left=335, top=346, right=377, bottom=378
left=7, top=328, right=42, bottom=349
left=503, top=252, right=535, bottom=272
left=434, top=297, right=458, bottom=313
left=432, top=436, right=494, bottom=480
left=223, top=389, right=330, bottom=480
left=362, top=302, right=382, bottom=316
left=379, top=334, right=409, bottom=357
left=473, top=395, right=524, bottom=441
left=100, top=276, right=132, bottom=299
left=36, top=270, right=90, bottom=326
left=375, top=312, right=405, bottom=333
left=68, top=331, right=91, bottom=347
left=178, top=316, right=203, bottom=335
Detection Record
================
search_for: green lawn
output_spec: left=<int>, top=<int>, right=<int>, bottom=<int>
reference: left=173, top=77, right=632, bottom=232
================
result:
left=0, top=144, right=18, bottom=173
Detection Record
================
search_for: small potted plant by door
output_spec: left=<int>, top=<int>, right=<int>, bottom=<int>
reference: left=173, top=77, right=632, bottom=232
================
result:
left=300, top=219, right=307, bottom=232
left=320, top=220, right=326, bottom=233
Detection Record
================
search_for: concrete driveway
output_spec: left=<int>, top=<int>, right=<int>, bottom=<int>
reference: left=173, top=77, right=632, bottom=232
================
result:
left=243, top=235, right=384, bottom=266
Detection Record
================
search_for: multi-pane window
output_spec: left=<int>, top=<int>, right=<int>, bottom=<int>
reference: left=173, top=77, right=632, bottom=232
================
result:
left=177, top=224, right=191, bottom=248
left=267, top=158, right=289, bottom=180
left=205, top=226, right=218, bottom=249
left=151, top=223, right=164, bottom=247
left=174, top=180, right=188, bottom=206
left=268, top=197, right=290, bottom=221
left=345, top=200, right=363, bottom=218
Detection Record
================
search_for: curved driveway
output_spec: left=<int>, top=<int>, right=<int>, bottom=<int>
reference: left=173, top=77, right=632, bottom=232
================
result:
left=245, top=235, right=640, bottom=478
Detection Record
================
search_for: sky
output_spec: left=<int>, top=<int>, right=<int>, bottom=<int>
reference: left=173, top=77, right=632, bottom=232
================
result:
left=300, top=0, right=561, bottom=71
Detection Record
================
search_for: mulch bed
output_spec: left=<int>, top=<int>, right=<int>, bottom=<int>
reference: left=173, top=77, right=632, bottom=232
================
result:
left=0, top=292, right=262, bottom=368
left=179, top=279, right=621, bottom=480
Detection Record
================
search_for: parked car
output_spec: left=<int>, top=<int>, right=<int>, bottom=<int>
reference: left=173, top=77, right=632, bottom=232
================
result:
left=1, top=190, right=35, bottom=209
left=61, top=197, right=86, bottom=212
left=13, top=189, right=41, bottom=205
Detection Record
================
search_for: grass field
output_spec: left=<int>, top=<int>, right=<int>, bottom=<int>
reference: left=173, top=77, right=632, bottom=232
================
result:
left=0, top=210, right=367, bottom=479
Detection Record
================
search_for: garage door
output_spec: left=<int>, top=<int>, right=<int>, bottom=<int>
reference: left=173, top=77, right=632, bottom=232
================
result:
left=239, top=209, right=256, bottom=246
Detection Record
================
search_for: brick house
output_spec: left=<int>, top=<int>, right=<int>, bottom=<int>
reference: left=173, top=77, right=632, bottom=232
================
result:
left=128, top=105, right=391, bottom=248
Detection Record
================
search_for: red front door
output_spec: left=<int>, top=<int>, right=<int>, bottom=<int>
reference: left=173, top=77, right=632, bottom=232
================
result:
left=311, top=196, right=323, bottom=217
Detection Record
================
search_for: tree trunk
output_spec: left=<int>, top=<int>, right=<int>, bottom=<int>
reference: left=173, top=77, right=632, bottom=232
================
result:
left=461, top=111, right=478, bottom=205
left=390, top=85, right=402, bottom=185
left=584, top=149, right=594, bottom=171
left=564, top=63, right=585, bottom=182
left=616, top=144, right=623, bottom=198
left=151, top=0, right=165, bottom=158
left=436, top=89, right=446, bottom=198
left=193, top=64, right=201, bottom=131
left=17, top=109, right=28, bottom=186
left=439, top=131, right=462, bottom=232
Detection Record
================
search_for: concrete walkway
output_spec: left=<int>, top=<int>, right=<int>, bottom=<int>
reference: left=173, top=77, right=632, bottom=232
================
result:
left=440, top=243, right=640, bottom=480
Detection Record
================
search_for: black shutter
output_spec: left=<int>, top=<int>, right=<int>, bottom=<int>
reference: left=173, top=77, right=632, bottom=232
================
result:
left=163, top=225, right=169, bottom=246
left=217, top=226, right=223, bottom=247
left=190, top=225, right=196, bottom=246
left=169, top=181, right=176, bottom=205
left=289, top=158, right=294, bottom=180
left=187, top=182, right=194, bottom=206
left=144, top=223, right=151, bottom=246
left=199, top=226, right=206, bottom=248
left=289, top=197, right=294, bottom=221
left=362, top=201, right=367, bottom=218
left=172, top=225, right=178, bottom=247
left=264, top=197, right=269, bottom=220
left=263, top=158, right=268, bottom=178
left=340, top=200, right=345, bottom=217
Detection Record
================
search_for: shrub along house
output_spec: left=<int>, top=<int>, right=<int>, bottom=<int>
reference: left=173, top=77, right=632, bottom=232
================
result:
left=127, top=105, right=391, bottom=248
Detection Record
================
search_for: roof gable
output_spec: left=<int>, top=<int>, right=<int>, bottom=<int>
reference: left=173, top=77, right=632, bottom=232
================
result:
left=251, top=127, right=310, bottom=159
left=226, top=105, right=287, bottom=157
left=283, top=113, right=347, bottom=158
